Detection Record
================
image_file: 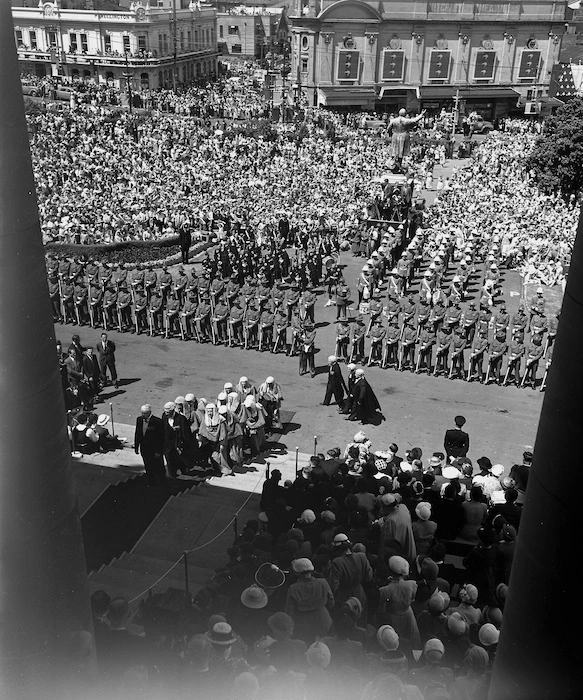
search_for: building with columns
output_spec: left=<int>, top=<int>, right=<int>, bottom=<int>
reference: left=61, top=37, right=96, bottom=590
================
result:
left=288, top=0, right=567, bottom=117
left=12, top=1, right=219, bottom=90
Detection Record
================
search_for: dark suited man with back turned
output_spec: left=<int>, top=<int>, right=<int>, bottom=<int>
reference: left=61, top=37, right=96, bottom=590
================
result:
left=134, top=404, right=165, bottom=485
left=443, top=415, right=470, bottom=461
left=322, top=355, right=348, bottom=411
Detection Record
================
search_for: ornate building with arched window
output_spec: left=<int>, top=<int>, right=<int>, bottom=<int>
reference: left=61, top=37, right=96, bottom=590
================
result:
left=289, top=0, right=567, bottom=117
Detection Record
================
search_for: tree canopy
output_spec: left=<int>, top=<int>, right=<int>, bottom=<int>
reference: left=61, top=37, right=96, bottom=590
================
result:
left=526, top=97, right=583, bottom=200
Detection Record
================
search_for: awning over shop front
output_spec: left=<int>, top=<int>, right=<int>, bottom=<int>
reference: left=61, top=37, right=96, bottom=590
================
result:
left=420, top=86, right=521, bottom=100
left=378, top=85, right=420, bottom=99
left=317, top=86, right=377, bottom=107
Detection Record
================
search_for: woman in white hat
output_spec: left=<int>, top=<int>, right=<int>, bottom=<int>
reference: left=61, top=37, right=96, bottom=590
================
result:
left=285, top=558, right=334, bottom=643
left=241, top=395, right=267, bottom=457
left=377, top=556, right=421, bottom=649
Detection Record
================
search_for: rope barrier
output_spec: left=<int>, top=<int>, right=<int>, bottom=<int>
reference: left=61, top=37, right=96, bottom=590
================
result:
left=127, top=472, right=264, bottom=605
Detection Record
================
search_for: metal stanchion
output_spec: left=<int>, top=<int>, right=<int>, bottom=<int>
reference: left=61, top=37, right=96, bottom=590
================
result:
left=233, top=515, right=238, bottom=541
left=183, top=551, right=190, bottom=602
left=266, top=461, right=270, bottom=479
left=295, top=446, right=299, bottom=478
left=313, top=436, right=317, bottom=456
left=109, top=402, right=115, bottom=436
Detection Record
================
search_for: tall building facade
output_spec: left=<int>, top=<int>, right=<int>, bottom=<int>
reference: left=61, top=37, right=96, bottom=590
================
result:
left=289, top=0, right=567, bottom=117
left=12, top=1, right=219, bottom=90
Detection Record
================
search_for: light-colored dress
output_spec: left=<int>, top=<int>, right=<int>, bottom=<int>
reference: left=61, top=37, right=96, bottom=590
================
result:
left=377, top=578, right=421, bottom=649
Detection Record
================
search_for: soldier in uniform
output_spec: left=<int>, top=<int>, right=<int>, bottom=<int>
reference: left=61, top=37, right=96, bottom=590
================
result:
left=259, top=304, right=275, bottom=350
left=129, top=264, right=145, bottom=294
left=174, top=267, right=188, bottom=304
left=430, top=299, right=446, bottom=334
left=46, top=254, right=59, bottom=279
left=257, top=276, right=272, bottom=308
left=523, top=334, right=544, bottom=388
left=448, top=275, right=463, bottom=304
left=59, top=277, right=75, bottom=324
left=273, top=305, right=288, bottom=353
left=117, top=284, right=133, bottom=332
left=529, top=286, right=546, bottom=322
left=335, top=277, right=351, bottom=321
left=285, top=281, right=300, bottom=324
left=89, top=283, right=103, bottom=328
left=159, top=265, right=173, bottom=303
left=416, top=324, right=435, bottom=374
left=449, top=327, right=466, bottom=379
left=487, top=330, right=508, bottom=384
left=335, top=318, right=351, bottom=361
left=383, top=320, right=401, bottom=369
left=468, top=329, right=489, bottom=382
left=368, top=319, right=386, bottom=367
left=241, top=276, right=256, bottom=311
left=226, top=274, right=241, bottom=309
left=478, top=303, right=492, bottom=338
left=350, top=314, right=366, bottom=364
left=229, top=297, right=245, bottom=346
left=113, top=263, right=128, bottom=291
left=503, top=331, right=525, bottom=387
left=545, top=312, right=559, bottom=354
left=416, top=296, right=431, bottom=334
left=530, top=310, right=547, bottom=338
left=303, top=285, right=317, bottom=324
left=165, top=292, right=183, bottom=338
left=368, top=295, right=384, bottom=334
left=494, top=304, right=510, bottom=337
left=289, top=307, right=303, bottom=356
left=445, top=299, right=462, bottom=332
left=272, top=280, right=286, bottom=309
left=419, top=270, right=434, bottom=304
left=149, top=290, right=164, bottom=336
left=299, top=319, right=316, bottom=377
left=245, top=301, right=261, bottom=349
left=58, top=257, right=71, bottom=282
left=385, top=289, right=401, bottom=325
left=400, top=320, right=417, bottom=371
left=400, top=293, right=416, bottom=327
left=144, top=267, right=158, bottom=301
left=511, top=304, right=528, bottom=338
left=197, top=271, right=211, bottom=305
left=462, top=300, right=479, bottom=347
left=194, top=295, right=212, bottom=341
left=74, top=276, right=89, bottom=325
left=212, top=295, right=229, bottom=343
left=180, top=290, right=198, bottom=340
left=434, top=324, right=452, bottom=376
left=133, top=286, right=149, bottom=334
left=102, top=285, right=118, bottom=330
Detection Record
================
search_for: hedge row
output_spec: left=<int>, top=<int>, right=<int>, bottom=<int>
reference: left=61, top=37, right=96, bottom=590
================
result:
left=44, top=234, right=215, bottom=268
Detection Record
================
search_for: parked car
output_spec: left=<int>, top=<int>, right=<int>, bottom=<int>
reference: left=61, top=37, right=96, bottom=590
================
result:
left=362, top=116, right=387, bottom=130
left=54, top=86, right=75, bottom=101
left=21, top=81, right=41, bottom=97
left=457, top=115, right=494, bottom=134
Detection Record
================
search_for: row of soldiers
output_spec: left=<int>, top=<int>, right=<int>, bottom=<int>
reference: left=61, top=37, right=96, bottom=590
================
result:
left=46, top=254, right=326, bottom=356
left=333, top=293, right=557, bottom=390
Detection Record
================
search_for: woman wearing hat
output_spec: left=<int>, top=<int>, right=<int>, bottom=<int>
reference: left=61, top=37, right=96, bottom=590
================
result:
left=285, top=558, right=334, bottom=644
left=377, top=555, right=421, bottom=649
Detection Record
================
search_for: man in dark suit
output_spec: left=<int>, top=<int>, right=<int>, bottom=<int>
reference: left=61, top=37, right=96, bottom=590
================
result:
left=322, top=355, right=348, bottom=410
left=96, top=332, right=118, bottom=388
left=134, top=404, right=166, bottom=485
left=162, top=400, right=191, bottom=478
left=82, top=346, right=101, bottom=409
left=443, top=415, right=470, bottom=460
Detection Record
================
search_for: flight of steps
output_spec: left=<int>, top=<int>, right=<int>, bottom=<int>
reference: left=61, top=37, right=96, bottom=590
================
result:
left=88, top=481, right=261, bottom=603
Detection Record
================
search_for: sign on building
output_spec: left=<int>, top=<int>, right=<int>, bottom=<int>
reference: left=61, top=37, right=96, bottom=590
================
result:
left=337, top=50, right=359, bottom=81
left=381, top=49, right=405, bottom=81
left=473, top=51, right=496, bottom=80
left=518, top=50, right=541, bottom=80
left=428, top=50, right=451, bottom=80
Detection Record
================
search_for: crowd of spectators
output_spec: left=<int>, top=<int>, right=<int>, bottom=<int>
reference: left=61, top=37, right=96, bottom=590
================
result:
left=78, top=424, right=528, bottom=699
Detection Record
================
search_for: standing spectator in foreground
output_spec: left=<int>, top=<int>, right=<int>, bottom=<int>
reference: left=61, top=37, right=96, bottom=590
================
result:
left=443, top=415, right=469, bottom=460
left=134, top=403, right=166, bottom=485
left=285, top=558, right=334, bottom=643
left=96, top=332, right=118, bottom=389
